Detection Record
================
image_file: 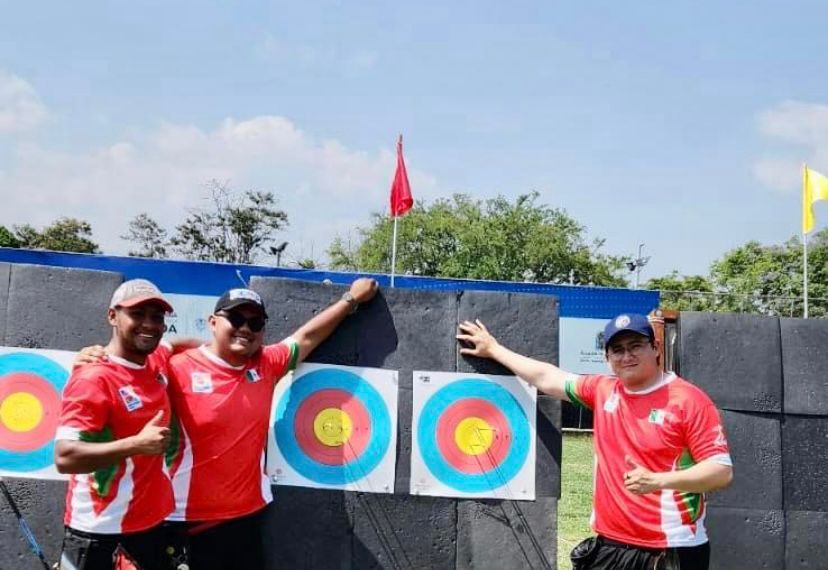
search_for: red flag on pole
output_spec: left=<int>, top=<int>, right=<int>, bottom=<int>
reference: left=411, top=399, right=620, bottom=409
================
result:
left=389, top=135, right=413, bottom=217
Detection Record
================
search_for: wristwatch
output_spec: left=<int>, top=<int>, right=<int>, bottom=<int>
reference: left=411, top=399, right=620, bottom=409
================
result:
left=341, top=292, right=359, bottom=314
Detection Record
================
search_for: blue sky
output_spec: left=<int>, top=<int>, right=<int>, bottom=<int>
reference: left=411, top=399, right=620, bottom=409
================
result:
left=1, top=1, right=827, bottom=281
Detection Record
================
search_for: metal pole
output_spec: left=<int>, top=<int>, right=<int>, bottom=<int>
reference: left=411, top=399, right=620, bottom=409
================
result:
left=804, top=232, right=809, bottom=318
left=390, top=216, right=399, bottom=288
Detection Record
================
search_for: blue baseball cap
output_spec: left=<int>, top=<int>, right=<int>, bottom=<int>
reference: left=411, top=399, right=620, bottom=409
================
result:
left=603, top=313, right=654, bottom=348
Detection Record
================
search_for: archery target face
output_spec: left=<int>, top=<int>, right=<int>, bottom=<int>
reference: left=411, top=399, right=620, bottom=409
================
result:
left=0, top=348, right=74, bottom=480
left=410, top=371, right=536, bottom=500
left=267, top=363, right=398, bottom=493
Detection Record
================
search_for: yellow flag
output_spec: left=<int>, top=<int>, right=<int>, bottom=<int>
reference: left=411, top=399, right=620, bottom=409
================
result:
left=803, top=166, right=828, bottom=234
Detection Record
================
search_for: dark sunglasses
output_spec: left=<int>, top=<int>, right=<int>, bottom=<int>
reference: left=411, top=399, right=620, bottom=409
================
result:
left=216, top=311, right=267, bottom=332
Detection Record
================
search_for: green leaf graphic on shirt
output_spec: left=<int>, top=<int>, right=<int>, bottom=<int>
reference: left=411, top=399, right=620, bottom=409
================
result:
left=80, top=427, right=117, bottom=497
left=677, top=448, right=702, bottom=521
left=166, top=412, right=181, bottom=468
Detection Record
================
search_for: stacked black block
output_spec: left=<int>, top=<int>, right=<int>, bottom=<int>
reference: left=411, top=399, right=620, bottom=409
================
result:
left=253, top=278, right=561, bottom=570
left=680, top=312, right=828, bottom=569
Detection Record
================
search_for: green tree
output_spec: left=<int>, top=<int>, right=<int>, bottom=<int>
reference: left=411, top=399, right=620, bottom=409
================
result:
left=13, top=218, right=99, bottom=253
left=329, top=193, right=628, bottom=286
left=121, top=213, right=168, bottom=258
left=124, top=180, right=289, bottom=264
left=644, top=272, right=719, bottom=312
left=0, top=225, right=20, bottom=248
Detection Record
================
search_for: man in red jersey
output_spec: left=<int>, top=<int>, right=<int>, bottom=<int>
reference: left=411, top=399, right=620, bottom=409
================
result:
left=457, top=313, right=733, bottom=570
left=55, top=279, right=181, bottom=570
left=166, top=278, right=378, bottom=569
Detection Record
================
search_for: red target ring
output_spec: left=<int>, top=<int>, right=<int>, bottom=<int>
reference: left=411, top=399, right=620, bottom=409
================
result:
left=435, top=398, right=512, bottom=474
left=293, top=389, right=372, bottom=466
left=0, top=372, right=62, bottom=451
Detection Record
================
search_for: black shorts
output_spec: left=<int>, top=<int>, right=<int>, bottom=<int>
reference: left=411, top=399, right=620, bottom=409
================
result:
left=169, top=508, right=266, bottom=570
left=59, top=523, right=188, bottom=570
left=571, top=535, right=710, bottom=570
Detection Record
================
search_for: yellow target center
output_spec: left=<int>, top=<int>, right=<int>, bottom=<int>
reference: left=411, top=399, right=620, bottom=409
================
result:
left=454, top=416, right=494, bottom=455
left=313, top=407, right=353, bottom=447
left=0, top=392, right=44, bottom=432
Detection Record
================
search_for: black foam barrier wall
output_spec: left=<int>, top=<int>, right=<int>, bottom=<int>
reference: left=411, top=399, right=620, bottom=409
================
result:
left=252, top=277, right=562, bottom=569
left=678, top=312, right=782, bottom=413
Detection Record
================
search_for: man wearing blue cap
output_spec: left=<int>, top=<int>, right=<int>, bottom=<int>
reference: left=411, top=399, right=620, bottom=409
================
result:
left=457, top=313, right=733, bottom=570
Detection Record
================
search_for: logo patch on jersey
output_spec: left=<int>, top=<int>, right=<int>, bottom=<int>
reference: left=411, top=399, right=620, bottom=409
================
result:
left=648, top=409, right=666, bottom=425
left=117, top=386, right=143, bottom=412
left=712, top=425, right=728, bottom=447
left=156, top=372, right=168, bottom=386
left=603, top=391, right=620, bottom=413
left=245, top=369, right=261, bottom=383
left=191, top=372, right=213, bottom=394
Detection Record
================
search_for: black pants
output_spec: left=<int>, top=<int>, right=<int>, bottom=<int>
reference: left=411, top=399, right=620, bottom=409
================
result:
left=571, top=535, right=710, bottom=570
left=171, top=508, right=266, bottom=570
left=59, top=523, right=187, bottom=570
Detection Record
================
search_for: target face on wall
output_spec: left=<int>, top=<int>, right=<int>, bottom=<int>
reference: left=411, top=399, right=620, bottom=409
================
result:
left=0, top=347, right=74, bottom=480
left=267, top=363, right=398, bottom=493
left=410, top=371, right=536, bottom=500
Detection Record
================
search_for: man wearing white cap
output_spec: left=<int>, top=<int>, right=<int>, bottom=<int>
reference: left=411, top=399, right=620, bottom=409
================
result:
left=55, top=279, right=182, bottom=569
left=457, top=313, right=733, bottom=570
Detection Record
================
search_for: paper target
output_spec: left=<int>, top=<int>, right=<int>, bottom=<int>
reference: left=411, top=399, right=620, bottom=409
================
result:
left=267, top=363, right=398, bottom=493
left=410, top=371, right=536, bottom=500
left=0, top=347, right=74, bottom=479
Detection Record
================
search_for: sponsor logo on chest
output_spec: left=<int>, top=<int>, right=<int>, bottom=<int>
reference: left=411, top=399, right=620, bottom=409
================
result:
left=191, top=372, right=214, bottom=394
left=245, top=368, right=262, bottom=383
left=603, top=391, right=620, bottom=413
left=648, top=408, right=667, bottom=425
left=117, top=385, right=143, bottom=412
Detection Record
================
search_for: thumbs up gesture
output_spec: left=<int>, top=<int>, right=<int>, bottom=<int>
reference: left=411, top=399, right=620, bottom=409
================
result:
left=130, top=411, right=170, bottom=455
left=623, top=455, right=663, bottom=495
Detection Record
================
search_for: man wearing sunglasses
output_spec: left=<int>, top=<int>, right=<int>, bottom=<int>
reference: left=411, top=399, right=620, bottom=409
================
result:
left=165, top=278, right=378, bottom=569
left=457, top=313, right=733, bottom=570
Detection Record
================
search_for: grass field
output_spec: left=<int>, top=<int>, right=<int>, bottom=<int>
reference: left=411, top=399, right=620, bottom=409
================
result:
left=557, top=432, right=594, bottom=570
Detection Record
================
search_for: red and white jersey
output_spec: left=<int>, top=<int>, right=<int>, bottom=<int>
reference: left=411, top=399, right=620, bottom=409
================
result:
left=565, top=373, right=732, bottom=548
left=167, top=340, right=299, bottom=521
left=56, top=347, right=175, bottom=534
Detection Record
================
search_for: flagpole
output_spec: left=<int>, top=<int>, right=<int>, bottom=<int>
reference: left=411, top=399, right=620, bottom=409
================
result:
left=804, top=230, right=809, bottom=318
left=390, top=215, right=399, bottom=288
left=803, top=163, right=809, bottom=318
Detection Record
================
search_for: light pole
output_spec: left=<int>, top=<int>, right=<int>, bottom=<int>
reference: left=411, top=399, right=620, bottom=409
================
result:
left=270, top=242, right=288, bottom=267
left=626, top=243, right=650, bottom=289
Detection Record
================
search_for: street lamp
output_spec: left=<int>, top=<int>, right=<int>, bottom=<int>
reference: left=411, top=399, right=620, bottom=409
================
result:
left=270, top=242, right=288, bottom=267
left=626, top=243, right=650, bottom=289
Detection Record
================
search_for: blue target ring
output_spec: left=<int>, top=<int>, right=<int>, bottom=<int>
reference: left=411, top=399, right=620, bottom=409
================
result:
left=418, top=378, right=530, bottom=493
left=274, top=368, right=391, bottom=485
left=0, top=352, right=69, bottom=472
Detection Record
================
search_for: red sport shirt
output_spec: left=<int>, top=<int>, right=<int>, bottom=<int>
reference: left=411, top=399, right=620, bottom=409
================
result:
left=166, top=340, right=299, bottom=521
left=56, top=347, right=175, bottom=534
left=565, top=372, right=732, bottom=548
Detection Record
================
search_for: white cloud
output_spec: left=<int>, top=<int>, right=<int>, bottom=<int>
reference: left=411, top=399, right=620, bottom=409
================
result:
left=755, top=101, right=828, bottom=193
left=0, top=71, right=47, bottom=134
left=0, top=115, right=437, bottom=266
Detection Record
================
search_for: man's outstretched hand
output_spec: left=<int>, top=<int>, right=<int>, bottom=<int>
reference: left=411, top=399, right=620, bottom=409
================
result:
left=456, top=320, right=499, bottom=359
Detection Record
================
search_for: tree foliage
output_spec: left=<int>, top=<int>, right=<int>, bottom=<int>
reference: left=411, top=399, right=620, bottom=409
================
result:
left=646, top=229, right=828, bottom=317
left=329, top=192, right=628, bottom=286
left=121, top=213, right=168, bottom=258
left=122, top=180, right=289, bottom=264
left=10, top=218, right=99, bottom=253
left=0, top=225, right=20, bottom=248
